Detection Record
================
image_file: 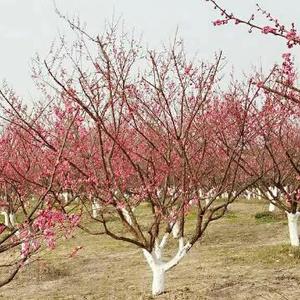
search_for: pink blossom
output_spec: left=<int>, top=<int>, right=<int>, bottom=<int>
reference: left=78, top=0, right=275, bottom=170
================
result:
left=213, top=19, right=228, bottom=26
left=184, top=64, right=192, bottom=75
left=261, top=26, right=276, bottom=34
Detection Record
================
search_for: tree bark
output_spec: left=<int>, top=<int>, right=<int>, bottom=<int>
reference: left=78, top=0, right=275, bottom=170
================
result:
left=287, top=212, right=300, bottom=246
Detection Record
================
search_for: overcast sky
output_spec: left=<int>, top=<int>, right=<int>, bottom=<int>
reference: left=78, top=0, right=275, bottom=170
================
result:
left=0, top=0, right=299, bottom=99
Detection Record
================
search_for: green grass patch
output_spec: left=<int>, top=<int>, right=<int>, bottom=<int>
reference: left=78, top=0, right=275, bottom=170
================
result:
left=254, top=211, right=285, bottom=224
left=224, top=211, right=238, bottom=221
left=253, top=244, right=300, bottom=265
left=221, top=244, right=300, bottom=266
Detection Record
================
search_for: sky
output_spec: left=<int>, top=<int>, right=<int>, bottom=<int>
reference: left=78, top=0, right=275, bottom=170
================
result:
left=0, top=0, right=299, bottom=99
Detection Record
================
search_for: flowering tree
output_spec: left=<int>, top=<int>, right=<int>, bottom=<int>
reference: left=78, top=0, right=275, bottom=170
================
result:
left=250, top=65, right=300, bottom=246
left=205, top=0, right=300, bottom=246
left=0, top=85, right=81, bottom=287
left=23, top=17, right=263, bottom=295
left=205, top=0, right=300, bottom=48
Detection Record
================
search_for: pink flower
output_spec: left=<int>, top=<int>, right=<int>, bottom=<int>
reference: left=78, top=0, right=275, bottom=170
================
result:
left=184, top=64, right=192, bottom=75
left=261, top=26, right=276, bottom=34
left=286, top=30, right=297, bottom=41
left=282, top=52, right=291, bottom=60
left=256, top=81, right=264, bottom=88
left=116, top=202, right=126, bottom=210
left=69, top=214, right=80, bottom=226
left=213, top=19, right=228, bottom=26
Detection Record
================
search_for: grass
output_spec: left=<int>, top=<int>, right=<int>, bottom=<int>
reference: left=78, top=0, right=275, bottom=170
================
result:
left=1, top=199, right=300, bottom=299
left=224, top=210, right=238, bottom=221
left=254, top=211, right=286, bottom=224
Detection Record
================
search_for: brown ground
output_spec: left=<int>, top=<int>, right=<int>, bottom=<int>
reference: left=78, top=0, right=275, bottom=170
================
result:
left=1, top=199, right=300, bottom=300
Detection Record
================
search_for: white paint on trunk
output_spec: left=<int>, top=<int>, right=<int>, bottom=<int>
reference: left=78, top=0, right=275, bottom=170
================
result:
left=58, top=191, right=73, bottom=204
left=143, top=236, right=191, bottom=296
left=14, top=230, right=27, bottom=258
left=198, top=189, right=203, bottom=198
left=1, top=211, right=9, bottom=227
left=151, top=264, right=165, bottom=296
left=256, top=188, right=262, bottom=200
left=245, top=190, right=251, bottom=200
left=159, top=233, right=169, bottom=250
left=268, top=186, right=278, bottom=200
left=205, top=198, right=210, bottom=206
left=92, top=201, right=100, bottom=218
left=171, top=221, right=180, bottom=238
left=269, top=203, right=276, bottom=212
left=156, top=189, right=162, bottom=198
left=9, top=213, right=15, bottom=227
left=222, top=192, right=228, bottom=199
left=61, top=192, right=69, bottom=203
left=287, top=212, right=300, bottom=246
left=121, top=208, right=133, bottom=225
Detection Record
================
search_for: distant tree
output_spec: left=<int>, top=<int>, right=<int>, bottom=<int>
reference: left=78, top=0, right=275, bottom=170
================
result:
left=0, top=85, right=80, bottom=287
left=205, top=0, right=300, bottom=246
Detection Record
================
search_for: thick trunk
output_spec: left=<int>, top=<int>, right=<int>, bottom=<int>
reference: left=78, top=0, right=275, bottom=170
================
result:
left=287, top=212, right=300, bottom=246
left=143, top=249, right=166, bottom=296
left=143, top=236, right=191, bottom=296
left=151, top=264, right=165, bottom=296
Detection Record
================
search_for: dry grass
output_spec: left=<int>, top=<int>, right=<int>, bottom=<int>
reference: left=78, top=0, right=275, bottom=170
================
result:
left=1, top=199, right=299, bottom=299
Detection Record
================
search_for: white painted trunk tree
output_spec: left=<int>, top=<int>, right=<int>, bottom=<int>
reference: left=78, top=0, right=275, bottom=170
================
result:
left=222, top=192, right=229, bottom=199
left=121, top=207, right=135, bottom=226
left=245, top=190, right=252, bottom=200
left=91, top=200, right=100, bottom=218
left=286, top=212, right=300, bottom=246
left=60, top=191, right=70, bottom=204
left=268, top=202, right=276, bottom=212
left=1, top=211, right=9, bottom=227
left=142, top=234, right=191, bottom=296
left=256, top=188, right=262, bottom=200
left=171, top=221, right=180, bottom=238
left=266, top=186, right=279, bottom=212
left=9, top=213, right=15, bottom=227
left=1, top=212, right=15, bottom=228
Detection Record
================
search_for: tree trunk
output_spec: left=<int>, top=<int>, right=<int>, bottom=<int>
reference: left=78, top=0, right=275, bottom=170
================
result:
left=151, top=264, right=165, bottom=296
left=171, top=221, right=180, bottom=238
left=256, top=188, right=262, bottom=200
left=121, top=208, right=131, bottom=225
left=1, top=212, right=9, bottom=227
left=143, top=236, right=191, bottom=296
left=269, top=203, right=276, bottom=212
left=287, top=212, right=300, bottom=246
left=92, top=201, right=100, bottom=218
